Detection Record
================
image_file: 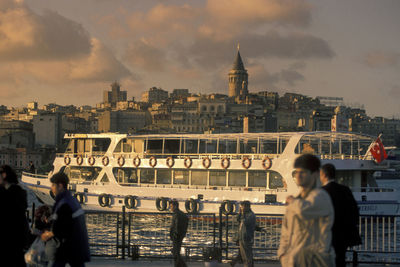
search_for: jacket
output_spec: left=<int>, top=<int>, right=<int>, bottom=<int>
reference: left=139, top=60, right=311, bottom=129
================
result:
left=278, top=188, right=335, bottom=267
left=323, top=181, right=361, bottom=247
left=170, top=209, right=189, bottom=242
left=51, top=190, right=90, bottom=263
left=237, top=210, right=256, bottom=245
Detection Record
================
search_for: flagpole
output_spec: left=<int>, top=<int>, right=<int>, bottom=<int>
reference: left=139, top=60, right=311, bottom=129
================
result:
left=362, top=133, right=382, bottom=160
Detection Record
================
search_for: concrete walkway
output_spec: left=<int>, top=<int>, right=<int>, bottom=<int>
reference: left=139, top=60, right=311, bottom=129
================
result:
left=86, top=258, right=392, bottom=266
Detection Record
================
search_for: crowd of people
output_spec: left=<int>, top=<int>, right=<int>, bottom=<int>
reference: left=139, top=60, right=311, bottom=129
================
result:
left=0, top=153, right=361, bottom=267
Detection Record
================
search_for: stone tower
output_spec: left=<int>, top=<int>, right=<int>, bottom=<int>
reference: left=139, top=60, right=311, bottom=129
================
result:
left=228, top=45, right=248, bottom=97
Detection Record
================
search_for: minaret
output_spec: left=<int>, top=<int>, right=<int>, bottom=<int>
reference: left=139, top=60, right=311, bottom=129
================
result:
left=228, top=44, right=248, bottom=97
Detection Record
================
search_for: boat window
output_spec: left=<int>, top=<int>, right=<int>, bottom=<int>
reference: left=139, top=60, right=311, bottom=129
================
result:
left=248, top=171, right=267, bottom=187
left=184, top=139, right=198, bottom=154
left=100, top=173, right=109, bottom=183
left=84, top=139, right=92, bottom=153
left=133, top=139, right=144, bottom=153
left=218, top=139, right=237, bottom=154
left=113, top=167, right=138, bottom=184
left=77, top=139, right=85, bottom=153
left=146, top=139, right=163, bottom=154
left=173, top=170, right=189, bottom=185
left=64, top=166, right=101, bottom=184
left=260, top=139, right=277, bottom=154
left=140, top=169, right=155, bottom=184
left=199, top=139, right=217, bottom=153
left=239, top=139, right=258, bottom=154
left=65, top=140, right=74, bottom=153
left=92, top=138, right=111, bottom=153
left=164, top=139, right=180, bottom=154
left=269, top=171, right=285, bottom=189
left=209, top=170, right=226, bottom=186
left=191, top=170, right=207, bottom=185
left=336, top=170, right=354, bottom=187
left=228, top=171, right=246, bottom=187
left=157, top=169, right=172, bottom=184
left=114, top=139, right=133, bottom=153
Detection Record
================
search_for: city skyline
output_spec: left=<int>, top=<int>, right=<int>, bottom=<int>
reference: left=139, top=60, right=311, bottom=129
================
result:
left=0, top=0, right=399, bottom=117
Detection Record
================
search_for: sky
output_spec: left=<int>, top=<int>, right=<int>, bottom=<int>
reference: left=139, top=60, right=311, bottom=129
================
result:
left=0, top=0, right=399, bottom=117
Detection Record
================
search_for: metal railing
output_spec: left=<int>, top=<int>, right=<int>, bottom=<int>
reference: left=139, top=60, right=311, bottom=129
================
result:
left=26, top=205, right=400, bottom=264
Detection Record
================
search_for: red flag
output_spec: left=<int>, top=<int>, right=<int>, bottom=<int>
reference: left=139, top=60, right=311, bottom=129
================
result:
left=370, top=137, right=388, bottom=163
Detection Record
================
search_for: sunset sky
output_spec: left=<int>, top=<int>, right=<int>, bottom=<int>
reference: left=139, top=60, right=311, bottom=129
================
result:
left=0, top=0, right=399, bottom=117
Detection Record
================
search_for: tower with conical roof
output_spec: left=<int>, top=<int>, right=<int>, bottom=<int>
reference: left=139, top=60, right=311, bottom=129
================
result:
left=228, top=44, right=248, bottom=97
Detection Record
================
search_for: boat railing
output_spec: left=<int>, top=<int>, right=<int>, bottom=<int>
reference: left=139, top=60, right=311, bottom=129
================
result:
left=352, top=187, right=395, bottom=193
left=56, top=152, right=377, bottom=161
left=56, top=152, right=106, bottom=158
left=21, top=171, right=48, bottom=179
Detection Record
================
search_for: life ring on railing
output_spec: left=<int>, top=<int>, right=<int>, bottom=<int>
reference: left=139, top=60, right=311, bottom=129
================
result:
left=124, top=195, right=138, bottom=209
left=184, top=157, right=192, bottom=168
left=88, top=156, right=95, bottom=166
left=98, top=194, right=112, bottom=207
left=185, top=198, right=199, bottom=214
left=149, top=156, right=157, bottom=168
left=156, top=197, right=169, bottom=211
left=133, top=156, right=141, bottom=167
left=221, top=200, right=234, bottom=215
left=166, top=157, right=174, bottom=168
left=242, top=157, right=251, bottom=169
left=102, top=156, right=109, bottom=166
left=76, top=155, right=83, bottom=166
left=118, top=156, right=125, bottom=167
left=74, top=192, right=85, bottom=204
left=221, top=158, right=230, bottom=169
left=64, top=155, right=71, bottom=165
left=202, top=157, right=211, bottom=169
left=262, top=156, right=272, bottom=170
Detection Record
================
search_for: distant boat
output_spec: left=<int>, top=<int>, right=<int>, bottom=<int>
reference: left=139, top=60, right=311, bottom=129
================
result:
left=22, top=131, right=400, bottom=215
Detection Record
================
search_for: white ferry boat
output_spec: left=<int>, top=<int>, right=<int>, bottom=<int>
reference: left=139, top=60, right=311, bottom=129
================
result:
left=21, top=132, right=400, bottom=215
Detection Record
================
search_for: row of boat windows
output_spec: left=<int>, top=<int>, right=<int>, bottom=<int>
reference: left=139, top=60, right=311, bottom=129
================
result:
left=62, top=166, right=285, bottom=188
left=115, top=138, right=289, bottom=154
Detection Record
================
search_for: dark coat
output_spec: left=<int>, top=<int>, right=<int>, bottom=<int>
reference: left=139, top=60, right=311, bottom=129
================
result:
left=322, top=181, right=361, bottom=247
left=51, top=190, right=90, bottom=263
left=237, top=210, right=256, bottom=245
left=170, top=209, right=189, bottom=242
left=0, top=184, right=30, bottom=266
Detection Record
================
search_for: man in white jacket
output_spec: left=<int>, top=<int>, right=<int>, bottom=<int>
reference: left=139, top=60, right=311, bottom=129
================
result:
left=278, top=154, right=335, bottom=267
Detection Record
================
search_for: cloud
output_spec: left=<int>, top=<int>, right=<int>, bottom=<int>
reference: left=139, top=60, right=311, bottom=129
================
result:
left=388, top=85, right=400, bottom=98
left=70, top=38, right=132, bottom=82
left=124, top=39, right=167, bottom=72
left=362, top=50, right=400, bottom=68
left=202, top=0, right=312, bottom=40
left=185, top=31, right=334, bottom=69
left=0, top=2, right=91, bottom=61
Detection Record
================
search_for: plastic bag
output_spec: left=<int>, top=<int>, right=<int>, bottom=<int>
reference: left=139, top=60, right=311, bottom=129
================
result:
left=24, top=237, right=47, bottom=265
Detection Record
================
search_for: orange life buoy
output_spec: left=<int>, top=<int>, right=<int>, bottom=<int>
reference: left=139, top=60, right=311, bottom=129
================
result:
left=118, top=156, right=125, bottom=167
left=166, top=157, right=174, bottom=168
left=64, top=155, right=71, bottom=165
left=88, top=156, right=95, bottom=166
left=149, top=156, right=157, bottom=168
left=262, top=156, right=272, bottom=170
left=242, top=157, right=251, bottom=169
left=102, top=156, right=109, bottom=166
left=133, top=156, right=141, bottom=167
left=221, top=157, right=230, bottom=169
left=202, top=157, right=211, bottom=169
left=76, top=155, right=83, bottom=166
left=184, top=157, right=192, bottom=168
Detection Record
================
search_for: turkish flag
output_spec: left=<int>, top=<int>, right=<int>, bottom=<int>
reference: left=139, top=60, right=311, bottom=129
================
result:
left=370, top=137, right=388, bottom=163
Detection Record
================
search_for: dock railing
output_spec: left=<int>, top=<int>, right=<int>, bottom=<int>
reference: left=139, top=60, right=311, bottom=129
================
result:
left=26, top=205, right=400, bottom=264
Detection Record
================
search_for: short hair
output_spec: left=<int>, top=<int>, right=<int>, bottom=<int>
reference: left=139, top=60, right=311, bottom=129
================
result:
left=321, top=163, right=336, bottom=180
left=294, top=154, right=321, bottom=173
left=170, top=200, right=179, bottom=208
left=50, top=172, right=69, bottom=188
left=240, top=201, right=251, bottom=208
left=0, top=165, right=18, bottom=184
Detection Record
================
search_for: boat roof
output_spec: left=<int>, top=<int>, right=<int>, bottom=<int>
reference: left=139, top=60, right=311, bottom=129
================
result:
left=64, top=131, right=376, bottom=142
